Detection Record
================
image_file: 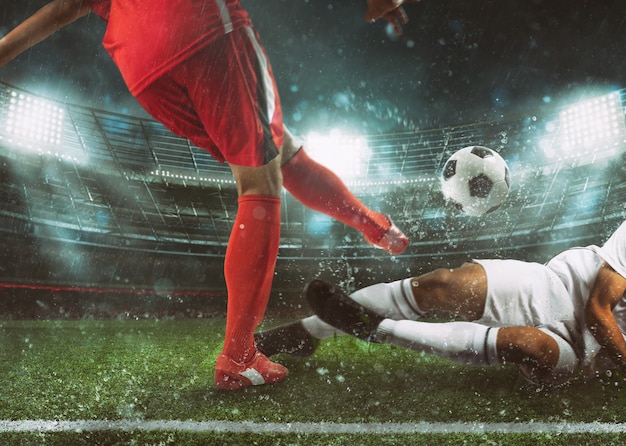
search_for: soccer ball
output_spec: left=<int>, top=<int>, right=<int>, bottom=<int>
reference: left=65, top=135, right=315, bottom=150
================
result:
left=440, top=146, right=510, bottom=217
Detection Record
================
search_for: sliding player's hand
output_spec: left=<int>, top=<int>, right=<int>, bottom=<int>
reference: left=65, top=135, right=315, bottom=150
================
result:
left=365, top=0, right=420, bottom=36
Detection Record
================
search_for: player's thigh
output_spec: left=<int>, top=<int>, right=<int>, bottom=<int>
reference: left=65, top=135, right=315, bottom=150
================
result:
left=280, top=126, right=303, bottom=165
left=182, top=28, right=284, bottom=167
left=497, top=326, right=558, bottom=367
left=135, top=76, right=223, bottom=161
left=414, top=262, right=487, bottom=320
left=498, top=326, right=578, bottom=385
left=229, top=156, right=282, bottom=197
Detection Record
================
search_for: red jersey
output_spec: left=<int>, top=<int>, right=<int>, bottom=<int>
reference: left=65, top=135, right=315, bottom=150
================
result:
left=86, top=0, right=252, bottom=95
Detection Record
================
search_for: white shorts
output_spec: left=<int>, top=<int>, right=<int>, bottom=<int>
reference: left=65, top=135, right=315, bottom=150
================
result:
left=473, top=259, right=579, bottom=338
left=473, top=259, right=582, bottom=379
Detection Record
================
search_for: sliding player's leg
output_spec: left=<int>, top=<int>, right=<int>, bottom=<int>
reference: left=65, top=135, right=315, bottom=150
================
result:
left=256, top=262, right=487, bottom=357
left=255, top=278, right=424, bottom=357
left=306, top=279, right=579, bottom=385
left=497, top=326, right=578, bottom=385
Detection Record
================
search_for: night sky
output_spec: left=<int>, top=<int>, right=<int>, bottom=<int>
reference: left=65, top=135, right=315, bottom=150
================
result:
left=1, top=0, right=625, bottom=135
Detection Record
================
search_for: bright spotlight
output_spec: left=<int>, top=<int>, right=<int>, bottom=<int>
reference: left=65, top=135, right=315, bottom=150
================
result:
left=305, top=129, right=370, bottom=179
left=4, top=90, right=65, bottom=149
left=557, top=91, right=625, bottom=154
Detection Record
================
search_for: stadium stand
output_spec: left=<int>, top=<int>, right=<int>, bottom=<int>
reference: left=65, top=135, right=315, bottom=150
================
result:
left=0, top=81, right=624, bottom=318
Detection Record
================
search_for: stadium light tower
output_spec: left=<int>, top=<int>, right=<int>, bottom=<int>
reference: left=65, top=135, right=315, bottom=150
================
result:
left=305, top=129, right=370, bottom=180
left=556, top=91, right=625, bottom=157
left=4, top=90, right=65, bottom=150
left=0, top=88, right=86, bottom=163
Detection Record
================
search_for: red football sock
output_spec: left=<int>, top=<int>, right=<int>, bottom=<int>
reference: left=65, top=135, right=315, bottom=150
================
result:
left=281, top=148, right=390, bottom=242
left=222, top=195, right=281, bottom=364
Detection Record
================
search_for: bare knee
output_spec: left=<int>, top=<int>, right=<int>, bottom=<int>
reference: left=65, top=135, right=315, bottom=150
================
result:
left=411, top=263, right=486, bottom=319
left=409, top=266, right=449, bottom=295
left=497, top=327, right=560, bottom=382
left=280, top=126, right=302, bottom=165
left=230, top=156, right=283, bottom=197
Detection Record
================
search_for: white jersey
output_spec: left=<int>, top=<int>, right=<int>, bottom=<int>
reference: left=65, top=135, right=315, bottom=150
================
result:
left=546, top=220, right=626, bottom=371
left=476, top=220, right=626, bottom=373
left=588, top=220, right=626, bottom=335
left=591, top=220, right=626, bottom=278
left=548, top=221, right=626, bottom=332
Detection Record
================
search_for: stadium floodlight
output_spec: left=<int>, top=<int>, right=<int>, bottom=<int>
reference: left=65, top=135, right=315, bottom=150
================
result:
left=305, top=129, right=370, bottom=179
left=4, top=90, right=65, bottom=149
left=557, top=91, right=625, bottom=156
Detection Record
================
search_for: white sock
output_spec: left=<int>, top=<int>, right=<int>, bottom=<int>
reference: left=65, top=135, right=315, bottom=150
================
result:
left=355, top=280, right=424, bottom=320
left=301, top=280, right=424, bottom=339
left=375, top=319, right=500, bottom=367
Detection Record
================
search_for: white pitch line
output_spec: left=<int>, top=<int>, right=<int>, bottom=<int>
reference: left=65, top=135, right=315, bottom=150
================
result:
left=2, top=420, right=626, bottom=434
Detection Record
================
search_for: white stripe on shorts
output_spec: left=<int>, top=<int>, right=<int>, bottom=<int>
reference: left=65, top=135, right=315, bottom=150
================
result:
left=215, top=0, right=234, bottom=34
left=243, top=27, right=277, bottom=129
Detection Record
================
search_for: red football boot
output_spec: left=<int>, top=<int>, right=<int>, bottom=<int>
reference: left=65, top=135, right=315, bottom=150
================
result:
left=214, top=351, right=288, bottom=390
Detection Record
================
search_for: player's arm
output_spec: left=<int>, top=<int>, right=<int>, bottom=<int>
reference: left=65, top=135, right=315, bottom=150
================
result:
left=0, top=0, right=91, bottom=68
left=585, top=261, right=626, bottom=374
left=364, top=0, right=421, bottom=36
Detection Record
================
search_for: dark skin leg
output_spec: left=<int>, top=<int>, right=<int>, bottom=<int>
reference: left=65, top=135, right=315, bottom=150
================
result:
left=408, top=262, right=488, bottom=320
left=497, top=326, right=561, bottom=382
left=408, top=262, right=561, bottom=379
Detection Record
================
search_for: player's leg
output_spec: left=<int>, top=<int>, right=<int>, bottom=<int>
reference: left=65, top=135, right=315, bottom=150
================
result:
left=256, top=262, right=487, bottom=357
left=306, top=279, right=579, bottom=384
left=216, top=159, right=287, bottom=389
left=407, top=262, right=487, bottom=321
left=256, top=278, right=424, bottom=357
left=367, top=321, right=577, bottom=384
left=496, top=327, right=578, bottom=385
left=143, top=28, right=289, bottom=390
left=209, top=29, right=290, bottom=390
left=305, top=279, right=499, bottom=364
left=279, top=127, right=408, bottom=255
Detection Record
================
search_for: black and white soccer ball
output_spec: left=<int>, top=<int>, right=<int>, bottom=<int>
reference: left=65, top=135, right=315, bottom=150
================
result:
left=440, top=146, right=510, bottom=217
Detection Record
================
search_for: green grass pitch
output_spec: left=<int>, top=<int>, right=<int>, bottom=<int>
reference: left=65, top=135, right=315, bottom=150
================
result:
left=1, top=319, right=626, bottom=445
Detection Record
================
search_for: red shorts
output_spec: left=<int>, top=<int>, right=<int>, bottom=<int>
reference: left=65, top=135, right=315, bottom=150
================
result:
left=135, top=26, right=284, bottom=167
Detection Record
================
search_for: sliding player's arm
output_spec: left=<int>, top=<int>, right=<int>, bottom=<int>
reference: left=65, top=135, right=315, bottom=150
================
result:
left=0, top=0, right=91, bottom=67
left=585, top=262, right=626, bottom=374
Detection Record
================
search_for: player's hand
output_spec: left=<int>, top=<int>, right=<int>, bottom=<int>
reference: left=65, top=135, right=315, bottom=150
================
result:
left=365, top=0, right=420, bottom=36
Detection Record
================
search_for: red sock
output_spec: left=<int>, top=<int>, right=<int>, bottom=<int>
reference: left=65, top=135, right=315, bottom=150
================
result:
left=222, top=195, right=281, bottom=364
left=282, top=149, right=390, bottom=242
